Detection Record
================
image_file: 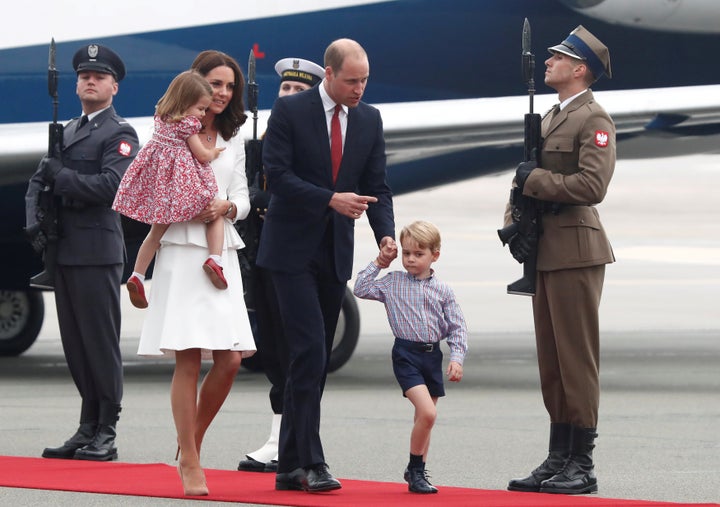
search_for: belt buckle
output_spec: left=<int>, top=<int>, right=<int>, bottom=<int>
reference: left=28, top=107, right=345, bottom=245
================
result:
left=423, top=343, right=434, bottom=352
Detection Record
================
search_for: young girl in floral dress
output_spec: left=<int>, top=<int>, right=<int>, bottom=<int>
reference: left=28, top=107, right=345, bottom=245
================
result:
left=113, top=70, right=228, bottom=308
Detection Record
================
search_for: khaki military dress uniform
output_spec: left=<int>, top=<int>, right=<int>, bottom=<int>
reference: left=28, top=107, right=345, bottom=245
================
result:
left=522, top=89, right=616, bottom=428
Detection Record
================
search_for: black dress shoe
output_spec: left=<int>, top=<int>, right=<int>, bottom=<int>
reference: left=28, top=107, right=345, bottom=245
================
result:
left=404, top=467, right=438, bottom=494
left=42, top=423, right=96, bottom=459
left=275, top=467, right=306, bottom=491
left=238, top=456, right=266, bottom=472
left=238, top=456, right=277, bottom=472
left=305, top=464, right=342, bottom=492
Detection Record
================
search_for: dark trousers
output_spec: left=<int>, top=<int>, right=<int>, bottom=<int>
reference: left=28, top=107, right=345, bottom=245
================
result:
left=55, top=264, right=123, bottom=421
left=270, top=232, right=346, bottom=472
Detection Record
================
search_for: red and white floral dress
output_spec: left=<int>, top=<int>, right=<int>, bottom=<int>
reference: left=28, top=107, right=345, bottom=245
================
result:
left=113, top=115, right=217, bottom=224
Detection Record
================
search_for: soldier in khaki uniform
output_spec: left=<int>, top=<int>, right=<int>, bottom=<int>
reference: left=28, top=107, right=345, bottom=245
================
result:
left=504, top=26, right=615, bottom=495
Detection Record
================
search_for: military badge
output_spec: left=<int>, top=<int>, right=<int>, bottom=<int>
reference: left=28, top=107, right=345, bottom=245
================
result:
left=595, top=130, right=609, bottom=147
left=118, top=140, right=132, bottom=157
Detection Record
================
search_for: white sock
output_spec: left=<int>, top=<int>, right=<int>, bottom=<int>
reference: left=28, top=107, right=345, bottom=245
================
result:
left=132, top=272, right=145, bottom=283
left=209, top=255, right=223, bottom=266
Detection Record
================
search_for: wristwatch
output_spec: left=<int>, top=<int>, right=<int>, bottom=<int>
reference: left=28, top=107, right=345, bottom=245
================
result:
left=224, top=202, right=234, bottom=216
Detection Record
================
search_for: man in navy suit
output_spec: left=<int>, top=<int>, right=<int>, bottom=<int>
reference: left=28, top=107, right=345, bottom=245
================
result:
left=257, top=38, right=397, bottom=492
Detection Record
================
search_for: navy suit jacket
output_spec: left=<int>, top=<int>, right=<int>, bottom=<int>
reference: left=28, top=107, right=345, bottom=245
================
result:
left=257, top=86, right=394, bottom=281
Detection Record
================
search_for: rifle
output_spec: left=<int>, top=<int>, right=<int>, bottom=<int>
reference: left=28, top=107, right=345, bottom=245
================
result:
left=28, top=38, right=63, bottom=290
left=237, top=49, right=263, bottom=310
left=497, top=18, right=542, bottom=297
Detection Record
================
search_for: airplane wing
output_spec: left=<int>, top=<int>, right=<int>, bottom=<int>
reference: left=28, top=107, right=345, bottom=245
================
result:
left=379, top=84, right=720, bottom=166
left=4, top=84, right=720, bottom=191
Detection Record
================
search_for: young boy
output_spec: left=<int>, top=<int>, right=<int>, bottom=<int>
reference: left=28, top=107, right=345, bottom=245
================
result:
left=353, top=220, right=468, bottom=494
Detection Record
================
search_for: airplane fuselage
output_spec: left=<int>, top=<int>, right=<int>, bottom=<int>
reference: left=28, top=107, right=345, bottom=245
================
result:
left=1, top=0, right=719, bottom=358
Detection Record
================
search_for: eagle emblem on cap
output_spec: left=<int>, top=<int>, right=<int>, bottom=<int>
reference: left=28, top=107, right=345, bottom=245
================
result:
left=88, top=44, right=99, bottom=58
left=292, top=59, right=300, bottom=69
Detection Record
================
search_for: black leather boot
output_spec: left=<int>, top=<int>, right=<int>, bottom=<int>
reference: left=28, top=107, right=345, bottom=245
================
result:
left=42, top=422, right=97, bottom=459
left=540, top=427, right=598, bottom=494
left=404, top=466, right=438, bottom=494
left=74, top=403, right=121, bottom=461
left=507, top=422, right=571, bottom=492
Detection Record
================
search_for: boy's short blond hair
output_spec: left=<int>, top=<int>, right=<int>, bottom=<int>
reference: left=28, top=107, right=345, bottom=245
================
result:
left=399, top=221, right=441, bottom=253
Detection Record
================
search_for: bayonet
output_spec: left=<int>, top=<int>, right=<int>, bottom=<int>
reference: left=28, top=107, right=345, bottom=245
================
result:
left=522, top=18, right=535, bottom=113
left=247, top=49, right=258, bottom=139
left=48, top=38, right=59, bottom=123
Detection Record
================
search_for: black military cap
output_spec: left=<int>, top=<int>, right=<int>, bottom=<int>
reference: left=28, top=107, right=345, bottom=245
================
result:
left=72, top=44, right=126, bottom=81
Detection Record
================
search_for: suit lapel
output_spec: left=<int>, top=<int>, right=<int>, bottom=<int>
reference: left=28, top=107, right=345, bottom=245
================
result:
left=64, top=107, right=114, bottom=148
left=307, top=89, right=334, bottom=185
left=544, top=90, right=593, bottom=137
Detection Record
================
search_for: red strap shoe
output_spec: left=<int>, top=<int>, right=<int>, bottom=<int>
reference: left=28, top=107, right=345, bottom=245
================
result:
left=203, top=258, right=228, bottom=290
left=126, top=275, right=148, bottom=308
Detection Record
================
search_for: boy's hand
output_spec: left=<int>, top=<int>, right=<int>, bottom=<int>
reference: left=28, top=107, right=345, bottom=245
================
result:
left=375, top=236, right=397, bottom=268
left=446, top=361, right=463, bottom=382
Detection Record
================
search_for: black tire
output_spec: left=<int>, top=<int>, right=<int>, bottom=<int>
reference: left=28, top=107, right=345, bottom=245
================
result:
left=0, top=290, right=45, bottom=356
left=328, top=286, right=360, bottom=373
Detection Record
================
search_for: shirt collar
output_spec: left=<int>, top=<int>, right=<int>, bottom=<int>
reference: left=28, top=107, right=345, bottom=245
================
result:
left=405, top=269, right=435, bottom=282
left=559, top=89, right=588, bottom=111
left=319, top=79, right=346, bottom=115
left=81, top=105, right=111, bottom=122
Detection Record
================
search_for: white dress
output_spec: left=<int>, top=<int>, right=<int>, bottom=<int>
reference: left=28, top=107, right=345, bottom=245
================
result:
left=137, top=132, right=256, bottom=359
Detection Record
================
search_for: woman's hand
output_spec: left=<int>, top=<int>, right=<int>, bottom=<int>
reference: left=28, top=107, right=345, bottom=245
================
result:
left=194, top=198, right=228, bottom=223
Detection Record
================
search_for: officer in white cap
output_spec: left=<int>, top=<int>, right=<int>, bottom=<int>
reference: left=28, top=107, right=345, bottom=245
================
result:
left=237, top=57, right=324, bottom=473
left=275, top=57, right=325, bottom=96
left=26, top=42, right=138, bottom=462
left=505, top=25, right=615, bottom=495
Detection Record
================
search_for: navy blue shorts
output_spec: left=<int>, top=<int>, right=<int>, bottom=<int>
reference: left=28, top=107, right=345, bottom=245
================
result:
left=392, top=338, right=445, bottom=397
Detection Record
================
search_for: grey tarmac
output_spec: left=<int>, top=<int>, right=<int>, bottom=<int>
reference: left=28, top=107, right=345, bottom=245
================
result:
left=1, top=154, right=718, bottom=505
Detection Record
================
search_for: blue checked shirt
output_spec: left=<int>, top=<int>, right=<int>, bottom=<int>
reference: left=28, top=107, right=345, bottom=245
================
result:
left=353, top=262, right=468, bottom=364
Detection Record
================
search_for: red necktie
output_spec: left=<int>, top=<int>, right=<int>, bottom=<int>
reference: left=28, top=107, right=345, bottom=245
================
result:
left=331, top=105, right=342, bottom=183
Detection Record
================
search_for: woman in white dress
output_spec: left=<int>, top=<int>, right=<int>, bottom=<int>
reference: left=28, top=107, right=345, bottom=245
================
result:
left=137, top=50, right=255, bottom=496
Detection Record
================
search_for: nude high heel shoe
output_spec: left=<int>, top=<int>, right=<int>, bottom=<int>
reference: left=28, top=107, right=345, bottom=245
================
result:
left=175, top=447, right=209, bottom=496
left=178, top=462, right=209, bottom=496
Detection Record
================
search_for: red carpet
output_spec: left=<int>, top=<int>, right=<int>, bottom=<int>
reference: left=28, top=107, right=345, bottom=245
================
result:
left=0, top=456, right=716, bottom=506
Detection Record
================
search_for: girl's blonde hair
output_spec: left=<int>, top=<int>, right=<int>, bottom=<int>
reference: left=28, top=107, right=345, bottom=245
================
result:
left=400, top=220, right=441, bottom=252
left=155, top=70, right=212, bottom=122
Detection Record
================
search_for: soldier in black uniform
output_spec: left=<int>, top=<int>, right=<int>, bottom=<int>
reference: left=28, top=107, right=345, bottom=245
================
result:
left=25, top=43, right=139, bottom=461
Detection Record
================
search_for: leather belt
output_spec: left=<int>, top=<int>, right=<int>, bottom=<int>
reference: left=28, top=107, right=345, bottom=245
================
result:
left=394, top=338, right=438, bottom=352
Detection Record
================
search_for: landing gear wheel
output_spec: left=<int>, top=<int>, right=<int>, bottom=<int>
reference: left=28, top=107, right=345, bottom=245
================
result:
left=0, top=290, right=44, bottom=356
